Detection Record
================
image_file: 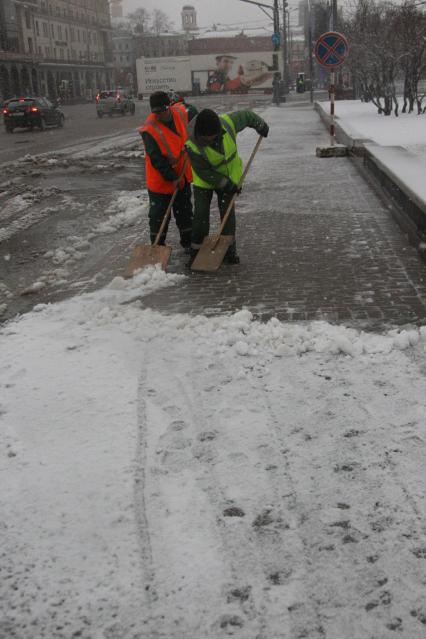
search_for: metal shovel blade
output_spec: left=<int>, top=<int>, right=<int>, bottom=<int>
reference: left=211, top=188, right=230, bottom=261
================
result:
left=124, top=244, right=172, bottom=278
left=191, top=235, right=234, bottom=272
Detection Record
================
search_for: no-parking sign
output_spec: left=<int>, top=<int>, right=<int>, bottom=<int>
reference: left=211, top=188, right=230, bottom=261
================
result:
left=314, top=32, right=349, bottom=69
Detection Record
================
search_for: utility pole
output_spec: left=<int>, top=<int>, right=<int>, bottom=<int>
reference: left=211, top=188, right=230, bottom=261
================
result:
left=272, top=0, right=281, bottom=104
left=331, top=0, right=338, bottom=29
left=282, top=0, right=288, bottom=95
left=308, top=0, right=314, bottom=102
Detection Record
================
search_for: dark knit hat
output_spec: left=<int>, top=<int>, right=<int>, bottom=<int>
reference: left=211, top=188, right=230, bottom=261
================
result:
left=150, top=91, right=170, bottom=113
left=194, top=109, right=221, bottom=137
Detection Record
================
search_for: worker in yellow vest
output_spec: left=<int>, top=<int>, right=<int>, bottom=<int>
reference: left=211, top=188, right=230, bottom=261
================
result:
left=139, top=91, right=197, bottom=249
left=185, top=108, right=268, bottom=265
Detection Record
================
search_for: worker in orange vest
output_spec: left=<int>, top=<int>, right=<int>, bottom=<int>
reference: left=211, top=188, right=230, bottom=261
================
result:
left=139, top=91, right=197, bottom=250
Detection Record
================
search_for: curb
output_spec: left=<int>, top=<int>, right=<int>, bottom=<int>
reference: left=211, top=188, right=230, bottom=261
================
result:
left=314, top=102, right=426, bottom=258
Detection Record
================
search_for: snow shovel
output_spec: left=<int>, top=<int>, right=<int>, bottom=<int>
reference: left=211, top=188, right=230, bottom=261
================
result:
left=124, top=160, right=188, bottom=278
left=191, top=135, right=263, bottom=273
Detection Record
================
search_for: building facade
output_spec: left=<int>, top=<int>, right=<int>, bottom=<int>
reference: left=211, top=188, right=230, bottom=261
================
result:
left=0, top=0, right=113, bottom=103
left=137, top=32, right=188, bottom=60
left=112, top=29, right=137, bottom=91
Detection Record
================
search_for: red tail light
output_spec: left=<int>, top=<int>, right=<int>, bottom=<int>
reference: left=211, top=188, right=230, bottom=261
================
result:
left=3, top=108, right=8, bottom=114
left=96, top=94, right=100, bottom=102
left=31, top=107, right=38, bottom=112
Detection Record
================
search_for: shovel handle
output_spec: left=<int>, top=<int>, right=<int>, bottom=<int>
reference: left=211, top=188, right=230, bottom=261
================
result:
left=212, top=135, right=263, bottom=251
left=153, top=157, right=188, bottom=247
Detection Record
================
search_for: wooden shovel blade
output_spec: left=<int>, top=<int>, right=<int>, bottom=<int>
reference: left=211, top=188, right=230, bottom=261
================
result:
left=124, top=244, right=172, bottom=278
left=191, top=235, right=234, bottom=272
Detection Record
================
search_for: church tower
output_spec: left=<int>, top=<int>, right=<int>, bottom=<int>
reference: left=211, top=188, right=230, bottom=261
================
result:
left=181, top=5, right=198, bottom=32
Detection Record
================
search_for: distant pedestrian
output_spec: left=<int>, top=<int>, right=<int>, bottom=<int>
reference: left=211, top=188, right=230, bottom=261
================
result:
left=139, top=91, right=197, bottom=250
left=185, top=108, right=269, bottom=264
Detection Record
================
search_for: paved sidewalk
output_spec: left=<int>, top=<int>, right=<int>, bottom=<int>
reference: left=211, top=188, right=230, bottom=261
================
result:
left=138, top=104, right=426, bottom=326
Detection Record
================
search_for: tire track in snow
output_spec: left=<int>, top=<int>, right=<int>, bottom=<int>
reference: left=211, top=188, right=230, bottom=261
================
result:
left=133, top=366, right=158, bottom=635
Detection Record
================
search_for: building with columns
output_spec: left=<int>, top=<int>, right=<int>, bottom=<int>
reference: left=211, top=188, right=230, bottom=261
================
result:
left=0, top=0, right=113, bottom=103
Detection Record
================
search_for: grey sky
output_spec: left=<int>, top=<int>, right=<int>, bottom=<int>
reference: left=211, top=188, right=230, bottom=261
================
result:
left=121, top=0, right=281, bottom=30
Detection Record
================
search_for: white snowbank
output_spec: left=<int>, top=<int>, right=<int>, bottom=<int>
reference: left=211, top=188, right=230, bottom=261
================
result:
left=322, top=99, right=426, bottom=162
left=12, top=267, right=425, bottom=359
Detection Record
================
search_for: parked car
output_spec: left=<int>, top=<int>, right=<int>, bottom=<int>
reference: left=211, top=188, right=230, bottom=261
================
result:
left=95, top=90, right=136, bottom=117
left=3, top=96, right=65, bottom=133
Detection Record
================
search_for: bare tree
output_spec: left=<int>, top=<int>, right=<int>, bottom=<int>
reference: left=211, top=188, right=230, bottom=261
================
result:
left=151, top=9, right=173, bottom=34
left=343, top=0, right=426, bottom=116
left=397, top=2, right=426, bottom=114
left=127, top=8, right=151, bottom=34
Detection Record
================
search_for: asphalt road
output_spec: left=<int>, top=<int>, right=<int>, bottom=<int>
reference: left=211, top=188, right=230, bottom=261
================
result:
left=0, top=94, right=278, bottom=165
left=0, top=100, right=151, bottom=164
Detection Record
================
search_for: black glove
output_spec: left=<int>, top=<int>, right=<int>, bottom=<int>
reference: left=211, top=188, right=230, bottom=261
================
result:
left=257, top=122, right=269, bottom=138
left=224, top=180, right=242, bottom=195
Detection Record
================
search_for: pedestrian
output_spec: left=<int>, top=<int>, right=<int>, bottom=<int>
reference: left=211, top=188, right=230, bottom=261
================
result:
left=139, top=91, right=197, bottom=250
left=185, top=108, right=269, bottom=265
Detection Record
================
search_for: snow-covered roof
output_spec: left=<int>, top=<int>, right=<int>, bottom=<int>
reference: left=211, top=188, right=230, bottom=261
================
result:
left=196, top=27, right=274, bottom=39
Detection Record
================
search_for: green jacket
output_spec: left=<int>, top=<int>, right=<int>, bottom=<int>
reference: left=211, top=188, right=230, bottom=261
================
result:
left=185, top=110, right=267, bottom=189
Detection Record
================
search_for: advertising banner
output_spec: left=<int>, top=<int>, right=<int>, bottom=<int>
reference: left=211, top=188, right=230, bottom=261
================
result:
left=136, top=57, right=192, bottom=94
left=136, top=51, right=280, bottom=97
left=191, top=52, right=278, bottom=94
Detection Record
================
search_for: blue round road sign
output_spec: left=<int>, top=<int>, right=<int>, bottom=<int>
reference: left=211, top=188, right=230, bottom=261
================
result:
left=271, top=33, right=281, bottom=46
left=314, top=31, right=349, bottom=69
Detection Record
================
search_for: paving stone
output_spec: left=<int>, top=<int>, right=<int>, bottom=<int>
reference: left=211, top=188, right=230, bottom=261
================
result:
left=136, top=105, right=426, bottom=327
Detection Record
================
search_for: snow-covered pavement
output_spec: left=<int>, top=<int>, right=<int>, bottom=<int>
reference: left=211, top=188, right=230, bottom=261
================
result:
left=325, top=100, right=426, bottom=163
left=2, top=268, right=426, bottom=638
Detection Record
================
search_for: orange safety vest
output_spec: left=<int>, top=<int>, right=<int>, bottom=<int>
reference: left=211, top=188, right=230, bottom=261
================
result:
left=139, top=103, right=192, bottom=194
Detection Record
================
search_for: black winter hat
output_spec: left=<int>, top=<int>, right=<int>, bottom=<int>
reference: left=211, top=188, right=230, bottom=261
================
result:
left=194, top=109, right=221, bottom=136
left=150, top=91, right=170, bottom=113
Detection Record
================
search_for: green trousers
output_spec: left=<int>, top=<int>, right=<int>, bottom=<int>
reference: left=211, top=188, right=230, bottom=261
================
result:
left=191, top=186, right=237, bottom=256
left=148, top=183, right=192, bottom=246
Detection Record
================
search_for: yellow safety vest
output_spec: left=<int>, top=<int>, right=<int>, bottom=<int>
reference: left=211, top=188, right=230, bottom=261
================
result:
left=185, top=114, right=243, bottom=189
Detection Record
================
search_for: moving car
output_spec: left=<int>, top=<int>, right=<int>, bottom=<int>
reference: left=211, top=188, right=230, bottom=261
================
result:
left=95, top=90, right=136, bottom=117
left=3, top=96, right=65, bottom=132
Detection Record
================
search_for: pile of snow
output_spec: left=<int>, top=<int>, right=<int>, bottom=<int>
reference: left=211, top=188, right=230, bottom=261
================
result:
left=95, top=191, right=148, bottom=234
left=0, top=193, right=38, bottom=219
left=44, top=236, right=91, bottom=266
left=0, top=282, right=13, bottom=317
left=17, top=267, right=426, bottom=359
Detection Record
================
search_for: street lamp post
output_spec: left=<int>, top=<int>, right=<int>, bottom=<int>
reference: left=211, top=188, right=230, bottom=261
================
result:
left=236, top=0, right=282, bottom=105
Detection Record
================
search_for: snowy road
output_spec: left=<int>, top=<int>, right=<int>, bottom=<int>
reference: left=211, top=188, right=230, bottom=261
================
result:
left=1, top=272, right=426, bottom=638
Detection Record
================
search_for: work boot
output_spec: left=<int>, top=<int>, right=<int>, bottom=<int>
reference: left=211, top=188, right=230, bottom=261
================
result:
left=224, top=254, right=240, bottom=265
left=180, top=231, right=192, bottom=253
left=224, top=241, right=239, bottom=265
left=185, top=248, right=198, bottom=268
left=223, top=248, right=240, bottom=264
left=180, top=241, right=192, bottom=255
